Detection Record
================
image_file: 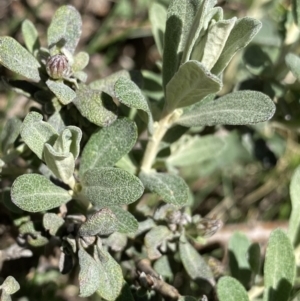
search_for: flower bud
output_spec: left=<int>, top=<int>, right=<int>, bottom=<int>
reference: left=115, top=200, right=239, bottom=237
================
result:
left=46, top=54, right=71, bottom=79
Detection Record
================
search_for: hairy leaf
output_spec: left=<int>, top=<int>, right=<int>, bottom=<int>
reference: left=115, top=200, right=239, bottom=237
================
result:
left=145, top=225, right=172, bottom=259
left=288, top=166, right=300, bottom=246
left=95, top=246, right=123, bottom=301
left=46, top=79, right=76, bottom=105
left=163, top=0, right=200, bottom=88
left=20, top=112, right=58, bottom=160
left=167, top=135, right=225, bottom=167
left=177, top=90, right=275, bottom=127
left=47, top=5, right=82, bottom=55
left=21, top=19, right=40, bottom=53
left=179, top=234, right=215, bottom=286
left=139, top=172, right=189, bottom=206
left=228, top=232, right=252, bottom=288
left=114, top=77, right=153, bottom=133
left=263, top=229, right=295, bottom=301
left=211, top=17, right=262, bottom=75
left=43, top=213, right=64, bottom=236
left=11, top=174, right=71, bottom=212
left=0, top=37, right=40, bottom=81
left=78, top=248, right=101, bottom=297
left=165, top=61, right=222, bottom=111
left=89, top=70, right=143, bottom=98
left=217, top=276, right=249, bottom=301
left=80, top=118, right=137, bottom=177
left=109, top=206, right=139, bottom=234
left=181, top=0, right=217, bottom=63
left=1, top=276, right=20, bottom=295
left=72, top=51, right=89, bottom=72
left=73, top=86, right=118, bottom=127
left=149, top=2, right=167, bottom=56
left=0, top=117, right=22, bottom=154
left=79, top=208, right=118, bottom=236
left=81, top=168, right=144, bottom=207
left=285, top=53, right=300, bottom=81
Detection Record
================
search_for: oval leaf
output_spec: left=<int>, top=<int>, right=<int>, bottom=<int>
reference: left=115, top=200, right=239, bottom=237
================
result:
left=288, top=166, right=300, bottom=246
left=211, top=17, right=262, bottom=75
left=79, top=208, right=118, bottom=236
left=81, top=168, right=144, bottom=207
left=139, top=172, right=189, bottom=206
left=11, top=174, right=71, bottom=212
left=73, top=86, right=118, bottom=127
left=109, top=206, right=139, bottom=234
left=95, top=246, right=123, bottom=301
left=179, top=234, right=215, bottom=285
left=166, top=61, right=222, bottom=111
left=20, top=112, right=58, bottom=160
left=2, top=276, right=20, bottom=295
left=217, top=276, right=249, bottom=301
left=263, top=229, right=295, bottom=301
left=0, top=37, right=40, bottom=81
left=72, top=51, right=89, bottom=72
left=46, top=79, right=76, bottom=105
left=47, top=5, right=82, bottom=55
left=145, top=225, right=173, bottom=260
left=79, top=118, right=137, bottom=177
left=114, top=77, right=153, bottom=133
left=0, top=117, right=22, bottom=154
left=21, top=19, right=40, bottom=53
left=43, top=213, right=64, bottom=236
left=78, top=248, right=101, bottom=297
left=177, top=90, right=275, bottom=127
left=286, top=53, right=300, bottom=81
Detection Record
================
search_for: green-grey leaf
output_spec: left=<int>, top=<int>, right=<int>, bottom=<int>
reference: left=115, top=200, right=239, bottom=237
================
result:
left=0, top=117, right=22, bottom=154
left=167, top=135, right=225, bottom=167
left=95, top=246, right=123, bottom=301
left=149, top=2, right=167, bottom=56
left=263, top=229, right=295, bottom=301
left=165, top=61, right=222, bottom=111
left=109, top=206, right=139, bottom=234
left=194, top=18, right=236, bottom=70
left=145, top=225, right=173, bottom=259
left=114, top=77, right=153, bottom=133
left=107, top=232, right=127, bottom=252
left=228, top=232, right=252, bottom=288
left=162, top=0, right=200, bottom=88
left=285, top=53, right=300, bottom=81
left=73, top=86, right=118, bottom=127
left=28, top=234, right=49, bottom=247
left=65, top=126, right=82, bottom=159
left=21, top=19, right=40, bottom=53
left=139, top=172, right=189, bottom=206
left=154, top=255, right=173, bottom=280
left=81, top=168, right=144, bottom=207
left=72, top=51, right=89, bottom=72
left=47, top=5, right=82, bottom=55
left=211, top=17, right=262, bottom=75
left=248, top=243, right=261, bottom=276
left=11, top=174, right=71, bottom=212
left=46, top=79, right=76, bottom=105
left=1, top=291, right=12, bottom=301
left=217, top=276, right=249, bottom=301
left=43, top=213, right=64, bottom=236
left=181, top=0, right=217, bottom=63
left=176, top=90, right=275, bottom=127
left=20, top=111, right=58, bottom=160
left=0, top=37, right=40, bottom=81
left=89, top=70, right=143, bottom=98
left=1, top=188, right=23, bottom=214
left=79, top=208, right=118, bottom=236
left=1, top=276, right=20, bottom=295
left=293, top=0, right=300, bottom=26
left=80, top=118, right=137, bottom=177
left=288, top=166, right=300, bottom=246
left=78, top=248, right=101, bottom=297
left=179, top=234, right=215, bottom=285
left=44, top=143, right=75, bottom=183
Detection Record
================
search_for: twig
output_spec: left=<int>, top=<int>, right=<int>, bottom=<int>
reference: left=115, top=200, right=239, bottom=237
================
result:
left=136, top=258, right=180, bottom=301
